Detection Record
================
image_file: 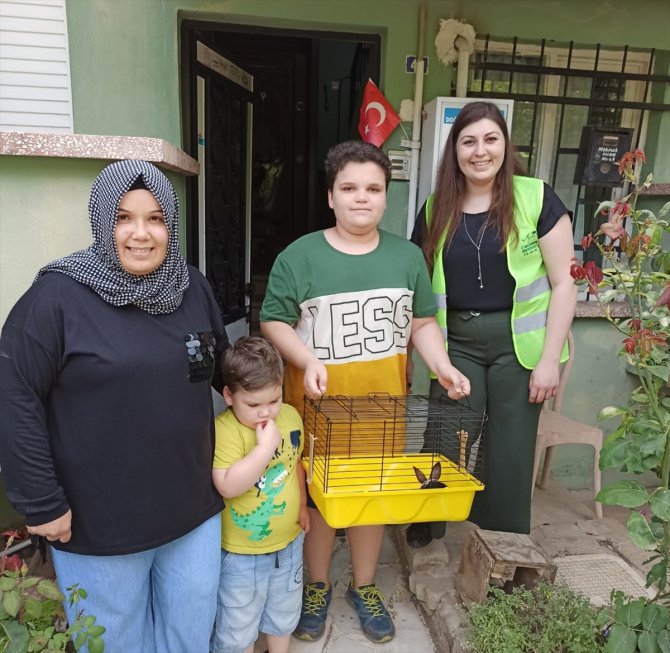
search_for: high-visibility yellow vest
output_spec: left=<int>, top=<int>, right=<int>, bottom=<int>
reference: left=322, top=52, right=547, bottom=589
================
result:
left=427, top=175, right=569, bottom=370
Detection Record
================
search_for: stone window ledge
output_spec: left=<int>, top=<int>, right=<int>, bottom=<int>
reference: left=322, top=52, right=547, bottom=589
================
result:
left=0, top=131, right=198, bottom=176
left=640, top=183, right=670, bottom=196
left=576, top=301, right=630, bottom=318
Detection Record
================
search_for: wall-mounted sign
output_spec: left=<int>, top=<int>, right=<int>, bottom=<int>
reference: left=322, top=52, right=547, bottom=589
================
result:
left=573, top=126, right=634, bottom=186
left=405, top=56, right=429, bottom=74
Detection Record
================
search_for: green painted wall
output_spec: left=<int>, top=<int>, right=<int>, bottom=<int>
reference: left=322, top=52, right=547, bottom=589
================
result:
left=0, top=158, right=100, bottom=323
left=65, top=0, right=670, bottom=233
left=66, top=0, right=670, bottom=142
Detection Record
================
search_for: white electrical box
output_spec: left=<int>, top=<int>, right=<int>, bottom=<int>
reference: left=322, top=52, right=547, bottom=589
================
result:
left=417, top=97, right=515, bottom=212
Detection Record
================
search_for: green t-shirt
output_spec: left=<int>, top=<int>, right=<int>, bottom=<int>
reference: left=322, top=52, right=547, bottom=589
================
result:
left=260, top=230, right=436, bottom=419
left=214, top=403, right=304, bottom=554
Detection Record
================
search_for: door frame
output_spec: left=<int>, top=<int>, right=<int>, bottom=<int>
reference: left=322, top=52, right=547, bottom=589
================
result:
left=194, top=41, right=254, bottom=339
left=180, top=18, right=381, bottom=266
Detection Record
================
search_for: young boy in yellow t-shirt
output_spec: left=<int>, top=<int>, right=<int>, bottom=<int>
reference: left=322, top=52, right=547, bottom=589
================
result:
left=211, top=336, right=310, bottom=653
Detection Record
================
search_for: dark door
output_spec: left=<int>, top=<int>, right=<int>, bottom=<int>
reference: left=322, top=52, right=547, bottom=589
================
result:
left=207, top=34, right=311, bottom=277
left=195, top=41, right=254, bottom=341
left=182, top=23, right=381, bottom=333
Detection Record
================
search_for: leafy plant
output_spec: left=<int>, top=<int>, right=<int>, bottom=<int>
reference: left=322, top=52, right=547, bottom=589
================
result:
left=597, top=590, right=670, bottom=653
left=0, top=535, right=105, bottom=653
left=465, top=581, right=606, bottom=652
left=570, top=149, right=670, bottom=652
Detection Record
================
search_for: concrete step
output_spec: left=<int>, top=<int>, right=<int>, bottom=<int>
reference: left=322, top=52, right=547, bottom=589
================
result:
left=255, top=530, right=438, bottom=653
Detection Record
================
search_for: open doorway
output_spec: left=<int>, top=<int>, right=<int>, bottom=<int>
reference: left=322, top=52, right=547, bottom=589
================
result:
left=181, top=21, right=381, bottom=335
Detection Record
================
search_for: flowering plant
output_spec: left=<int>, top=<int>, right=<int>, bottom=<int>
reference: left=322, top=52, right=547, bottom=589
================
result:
left=570, top=149, right=670, bottom=650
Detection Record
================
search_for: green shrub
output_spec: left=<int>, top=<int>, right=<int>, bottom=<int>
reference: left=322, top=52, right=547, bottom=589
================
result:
left=466, top=581, right=606, bottom=653
left=0, top=563, right=105, bottom=653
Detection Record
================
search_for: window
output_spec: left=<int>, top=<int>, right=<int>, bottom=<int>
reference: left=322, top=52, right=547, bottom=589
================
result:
left=0, top=0, right=74, bottom=133
left=468, top=37, right=669, bottom=299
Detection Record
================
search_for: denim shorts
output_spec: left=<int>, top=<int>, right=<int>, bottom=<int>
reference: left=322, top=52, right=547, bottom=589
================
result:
left=210, top=531, right=304, bottom=653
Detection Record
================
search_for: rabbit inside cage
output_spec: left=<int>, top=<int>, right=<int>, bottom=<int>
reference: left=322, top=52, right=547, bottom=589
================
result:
left=302, top=393, right=488, bottom=528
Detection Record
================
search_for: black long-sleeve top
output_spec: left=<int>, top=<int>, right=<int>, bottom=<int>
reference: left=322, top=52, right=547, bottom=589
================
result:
left=0, top=266, right=228, bottom=555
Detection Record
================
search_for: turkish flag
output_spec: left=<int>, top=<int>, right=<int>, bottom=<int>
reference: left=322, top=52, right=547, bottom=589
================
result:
left=358, top=79, right=401, bottom=147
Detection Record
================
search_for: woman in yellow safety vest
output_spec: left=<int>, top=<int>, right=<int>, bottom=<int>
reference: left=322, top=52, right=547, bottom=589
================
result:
left=407, top=101, right=576, bottom=547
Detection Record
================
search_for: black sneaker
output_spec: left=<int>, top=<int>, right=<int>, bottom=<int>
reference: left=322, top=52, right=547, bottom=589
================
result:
left=346, top=582, right=395, bottom=643
left=293, top=581, right=332, bottom=641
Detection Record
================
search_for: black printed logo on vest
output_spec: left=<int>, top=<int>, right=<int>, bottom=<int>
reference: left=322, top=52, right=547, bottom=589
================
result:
left=184, top=331, right=216, bottom=382
left=520, top=230, right=539, bottom=256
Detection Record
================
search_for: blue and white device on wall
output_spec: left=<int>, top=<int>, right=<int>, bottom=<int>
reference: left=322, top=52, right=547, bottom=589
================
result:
left=417, top=97, right=515, bottom=212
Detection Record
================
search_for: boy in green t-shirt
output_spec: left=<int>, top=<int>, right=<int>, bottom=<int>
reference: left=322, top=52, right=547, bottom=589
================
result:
left=260, top=141, right=470, bottom=644
left=211, top=336, right=310, bottom=653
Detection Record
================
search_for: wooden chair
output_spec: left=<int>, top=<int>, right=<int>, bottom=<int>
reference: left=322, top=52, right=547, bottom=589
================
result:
left=532, top=330, right=604, bottom=519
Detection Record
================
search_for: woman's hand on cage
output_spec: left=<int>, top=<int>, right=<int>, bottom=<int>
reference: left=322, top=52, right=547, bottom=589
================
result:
left=435, top=362, right=471, bottom=400
left=303, top=360, right=327, bottom=398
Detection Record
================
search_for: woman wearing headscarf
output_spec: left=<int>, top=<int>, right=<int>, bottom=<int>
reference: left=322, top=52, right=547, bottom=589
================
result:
left=0, top=160, right=229, bottom=653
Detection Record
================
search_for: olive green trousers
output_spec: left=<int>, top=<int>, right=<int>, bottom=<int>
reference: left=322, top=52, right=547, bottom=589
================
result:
left=430, top=309, right=542, bottom=534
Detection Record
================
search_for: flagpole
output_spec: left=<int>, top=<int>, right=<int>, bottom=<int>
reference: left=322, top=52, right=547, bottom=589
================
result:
left=406, top=3, right=427, bottom=239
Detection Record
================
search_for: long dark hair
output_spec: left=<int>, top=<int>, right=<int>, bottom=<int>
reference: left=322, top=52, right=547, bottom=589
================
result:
left=422, top=101, right=526, bottom=273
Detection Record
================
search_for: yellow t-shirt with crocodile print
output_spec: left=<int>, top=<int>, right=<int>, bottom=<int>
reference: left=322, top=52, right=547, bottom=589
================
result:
left=214, top=403, right=304, bottom=554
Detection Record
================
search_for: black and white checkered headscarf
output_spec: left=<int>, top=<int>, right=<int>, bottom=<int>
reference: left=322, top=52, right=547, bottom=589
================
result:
left=36, top=160, right=189, bottom=314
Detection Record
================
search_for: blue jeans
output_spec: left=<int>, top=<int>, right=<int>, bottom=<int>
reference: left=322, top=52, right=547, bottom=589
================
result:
left=51, top=514, right=221, bottom=653
left=211, top=531, right=305, bottom=653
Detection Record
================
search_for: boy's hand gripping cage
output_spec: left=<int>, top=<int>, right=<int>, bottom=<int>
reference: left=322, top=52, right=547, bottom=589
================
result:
left=302, top=393, right=487, bottom=528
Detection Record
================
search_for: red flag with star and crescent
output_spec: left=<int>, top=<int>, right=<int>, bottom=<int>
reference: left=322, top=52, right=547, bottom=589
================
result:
left=358, top=79, right=401, bottom=147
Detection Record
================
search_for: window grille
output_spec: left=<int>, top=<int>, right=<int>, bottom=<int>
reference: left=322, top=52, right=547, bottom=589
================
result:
left=467, top=36, right=670, bottom=299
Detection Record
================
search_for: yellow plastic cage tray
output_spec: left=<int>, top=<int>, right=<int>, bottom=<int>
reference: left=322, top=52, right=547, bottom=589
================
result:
left=302, top=394, right=487, bottom=529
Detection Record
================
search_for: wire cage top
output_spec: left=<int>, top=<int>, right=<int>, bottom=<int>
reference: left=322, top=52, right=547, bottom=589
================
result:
left=302, top=393, right=488, bottom=528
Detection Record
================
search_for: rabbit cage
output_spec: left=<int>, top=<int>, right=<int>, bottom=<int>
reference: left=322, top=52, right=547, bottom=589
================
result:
left=302, top=394, right=487, bottom=528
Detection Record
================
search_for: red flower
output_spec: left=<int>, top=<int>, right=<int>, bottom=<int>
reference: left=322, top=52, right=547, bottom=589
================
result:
left=639, top=329, right=667, bottom=355
left=611, top=201, right=632, bottom=220
left=581, top=234, right=593, bottom=250
left=584, top=261, right=604, bottom=295
left=626, top=234, right=651, bottom=258
left=0, top=554, right=22, bottom=572
left=598, top=200, right=630, bottom=242
left=653, top=282, right=670, bottom=311
left=624, top=329, right=668, bottom=356
left=570, top=259, right=604, bottom=296
left=570, top=262, right=586, bottom=280
left=628, top=319, right=641, bottom=333
left=616, top=149, right=646, bottom=177
left=601, top=222, right=626, bottom=241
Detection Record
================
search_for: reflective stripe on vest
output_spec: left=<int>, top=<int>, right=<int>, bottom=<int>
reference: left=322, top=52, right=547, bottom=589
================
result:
left=427, top=176, right=569, bottom=370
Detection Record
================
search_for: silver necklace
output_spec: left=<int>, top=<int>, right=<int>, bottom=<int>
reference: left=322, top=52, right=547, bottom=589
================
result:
left=462, top=215, right=489, bottom=289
